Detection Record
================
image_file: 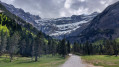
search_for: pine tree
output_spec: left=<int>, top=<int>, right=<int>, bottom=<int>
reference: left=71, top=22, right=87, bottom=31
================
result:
left=113, top=40, right=119, bottom=57
left=20, top=39, right=26, bottom=56
left=0, top=30, right=7, bottom=55
left=60, top=38, right=67, bottom=58
left=34, top=31, right=44, bottom=62
left=8, top=33, right=20, bottom=62
left=99, top=44, right=103, bottom=55
left=48, top=39, right=52, bottom=54
left=67, top=41, right=70, bottom=54
left=85, top=41, right=90, bottom=55
left=89, top=43, right=93, bottom=55
left=57, top=41, right=62, bottom=55
left=73, top=42, right=80, bottom=54
left=51, top=40, right=56, bottom=56
left=31, top=39, right=35, bottom=60
left=0, top=34, right=1, bottom=55
left=105, top=40, right=114, bottom=55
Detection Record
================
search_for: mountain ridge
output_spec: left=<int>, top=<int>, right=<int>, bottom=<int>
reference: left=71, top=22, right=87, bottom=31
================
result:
left=35, top=12, right=98, bottom=39
left=68, top=1, right=119, bottom=43
left=1, top=1, right=98, bottom=40
left=1, top=2, right=41, bottom=26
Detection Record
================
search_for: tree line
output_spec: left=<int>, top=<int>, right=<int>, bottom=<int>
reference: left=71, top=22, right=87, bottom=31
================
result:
left=0, top=30, right=71, bottom=62
left=72, top=40, right=119, bottom=56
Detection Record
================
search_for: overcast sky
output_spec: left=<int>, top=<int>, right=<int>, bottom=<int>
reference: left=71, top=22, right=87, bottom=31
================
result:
left=1, top=0, right=119, bottom=18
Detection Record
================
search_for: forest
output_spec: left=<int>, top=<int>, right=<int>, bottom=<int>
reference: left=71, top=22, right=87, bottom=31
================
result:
left=0, top=13, right=71, bottom=62
left=72, top=40, right=119, bottom=56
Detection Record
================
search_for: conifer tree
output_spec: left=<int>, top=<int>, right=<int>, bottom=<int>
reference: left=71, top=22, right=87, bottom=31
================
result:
left=60, top=38, right=67, bottom=57
left=0, top=33, right=1, bottom=55
left=8, top=33, right=20, bottom=62
left=51, top=40, right=56, bottom=56
left=48, top=39, right=52, bottom=54
left=67, top=41, right=70, bottom=54
left=0, top=30, right=7, bottom=55
left=113, top=40, right=119, bottom=56
left=20, top=39, right=26, bottom=56
left=99, top=44, right=103, bottom=55
left=34, top=31, right=44, bottom=62
left=105, top=40, right=114, bottom=55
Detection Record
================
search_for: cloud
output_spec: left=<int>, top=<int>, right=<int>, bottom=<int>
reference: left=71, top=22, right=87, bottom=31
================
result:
left=1, top=0, right=15, bottom=4
left=64, top=0, right=72, bottom=9
left=1, top=0, right=119, bottom=18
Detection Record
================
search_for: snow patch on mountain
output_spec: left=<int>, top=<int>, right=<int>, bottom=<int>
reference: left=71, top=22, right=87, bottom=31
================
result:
left=51, top=20, right=88, bottom=36
left=35, top=12, right=98, bottom=39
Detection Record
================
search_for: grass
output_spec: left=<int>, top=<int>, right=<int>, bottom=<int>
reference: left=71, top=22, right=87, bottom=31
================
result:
left=0, top=55, right=67, bottom=67
left=81, top=55, right=119, bottom=67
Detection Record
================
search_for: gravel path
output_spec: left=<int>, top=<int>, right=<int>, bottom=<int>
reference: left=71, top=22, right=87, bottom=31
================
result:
left=61, top=54, right=86, bottom=67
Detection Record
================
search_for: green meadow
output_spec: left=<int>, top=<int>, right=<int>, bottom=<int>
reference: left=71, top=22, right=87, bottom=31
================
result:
left=0, top=55, right=66, bottom=67
left=81, top=55, right=119, bottom=67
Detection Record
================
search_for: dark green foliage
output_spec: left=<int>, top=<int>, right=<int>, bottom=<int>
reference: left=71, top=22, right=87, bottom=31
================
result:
left=0, top=12, right=57, bottom=62
left=112, top=40, right=119, bottom=56
left=48, top=39, right=52, bottom=54
left=0, top=30, right=7, bottom=55
left=73, top=42, right=80, bottom=53
left=58, top=38, right=67, bottom=58
left=99, top=44, right=103, bottom=55
left=67, top=41, right=70, bottom=54
left=8, top=33, right=20, bottom=62
left=72, top=39, right=119, bottom=56
left=34, top=32, right=44, bottom=62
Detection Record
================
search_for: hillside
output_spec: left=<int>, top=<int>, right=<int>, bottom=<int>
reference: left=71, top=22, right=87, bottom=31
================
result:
left=1, top=2, right=41, bottom=25
left=0, top=2, right=48, bottom=57
left=0, top=1, right=45, bottom=36
left=67, top=1, right=119, bottom=43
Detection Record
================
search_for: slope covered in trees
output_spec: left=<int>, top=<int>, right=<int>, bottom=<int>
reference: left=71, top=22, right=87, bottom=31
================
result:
left=0, top=11, right=71, bottom=62
left=0, top=1, right=72, bottom=63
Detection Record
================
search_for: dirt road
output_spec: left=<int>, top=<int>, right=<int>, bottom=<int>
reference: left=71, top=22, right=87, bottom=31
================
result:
left=61, top=54, right=86, bottom=67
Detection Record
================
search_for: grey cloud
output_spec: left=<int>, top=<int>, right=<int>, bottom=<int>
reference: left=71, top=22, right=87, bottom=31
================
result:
left=13, top=0, right=66, bottom=18
left=1, top=0, right=119, bottom=18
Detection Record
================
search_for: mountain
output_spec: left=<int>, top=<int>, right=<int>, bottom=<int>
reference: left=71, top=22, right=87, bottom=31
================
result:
left=0, top=1, right=98, bottom=39
left=0, top=1, right=99, bottom=40
left=0, top=1, right=47, bottom=37
left=1, top=2, right=41, bottom=26
left=68, top=1, right=119, bottom=43
left=35, top=12, right=98, bottom=39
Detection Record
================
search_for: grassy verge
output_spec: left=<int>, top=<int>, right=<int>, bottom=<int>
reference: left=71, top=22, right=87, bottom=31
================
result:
left=0, top=55, right=67, bottom=67
left=81, top=55, right=119, bottom=67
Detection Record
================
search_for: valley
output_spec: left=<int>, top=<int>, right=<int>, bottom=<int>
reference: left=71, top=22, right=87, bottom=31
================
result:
left=1, top=0, right=119, bottom=67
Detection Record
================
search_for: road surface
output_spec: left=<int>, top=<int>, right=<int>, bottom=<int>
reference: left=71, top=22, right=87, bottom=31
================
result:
left=61, top=54, right=86, bottom=67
